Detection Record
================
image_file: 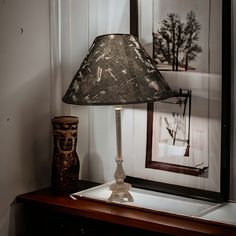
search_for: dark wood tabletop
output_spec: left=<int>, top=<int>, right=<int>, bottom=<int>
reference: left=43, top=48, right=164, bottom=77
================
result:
left=16, top=180, right=236, bottom=236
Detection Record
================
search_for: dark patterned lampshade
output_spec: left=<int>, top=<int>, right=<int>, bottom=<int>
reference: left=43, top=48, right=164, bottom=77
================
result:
left=62, top=34, right=173, bottom=105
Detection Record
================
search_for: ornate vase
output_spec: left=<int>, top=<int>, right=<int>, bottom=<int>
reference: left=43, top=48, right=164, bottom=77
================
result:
left=51, top=116, right=80, bottom=194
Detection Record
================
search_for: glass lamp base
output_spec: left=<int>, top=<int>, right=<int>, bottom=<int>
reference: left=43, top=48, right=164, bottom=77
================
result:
left=108, top=182, right=134, bottom=202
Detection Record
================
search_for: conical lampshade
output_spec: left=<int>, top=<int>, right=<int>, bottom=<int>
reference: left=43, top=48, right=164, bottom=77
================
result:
left=62, top=34, right=173, bottom=105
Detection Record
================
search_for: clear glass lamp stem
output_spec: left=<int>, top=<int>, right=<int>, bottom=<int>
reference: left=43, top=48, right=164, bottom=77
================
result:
left=108, top=106, right=134, bottom=202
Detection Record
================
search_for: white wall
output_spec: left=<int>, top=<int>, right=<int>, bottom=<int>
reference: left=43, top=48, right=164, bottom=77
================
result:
left=0, top=0, right=51, bottom=235
left=61, top=0, right=130, bottom=182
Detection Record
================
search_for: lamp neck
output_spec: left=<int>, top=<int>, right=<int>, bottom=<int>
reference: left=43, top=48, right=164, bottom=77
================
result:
left=114, top=106, right=123, bottom=159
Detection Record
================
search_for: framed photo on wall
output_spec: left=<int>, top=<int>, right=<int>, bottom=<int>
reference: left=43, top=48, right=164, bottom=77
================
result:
left=127, top=0, right=231, bottom=202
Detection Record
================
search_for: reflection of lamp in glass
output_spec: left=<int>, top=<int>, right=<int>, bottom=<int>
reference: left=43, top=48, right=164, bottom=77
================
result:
left=62, top=34, right=173, bottom=202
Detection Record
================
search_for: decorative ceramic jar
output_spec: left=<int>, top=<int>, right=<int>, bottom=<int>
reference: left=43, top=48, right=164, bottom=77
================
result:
left=51, top=116, right=79, bottom=194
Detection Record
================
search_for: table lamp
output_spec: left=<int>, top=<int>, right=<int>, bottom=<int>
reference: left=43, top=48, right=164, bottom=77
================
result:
left=62, top=34, right=173, bottom=202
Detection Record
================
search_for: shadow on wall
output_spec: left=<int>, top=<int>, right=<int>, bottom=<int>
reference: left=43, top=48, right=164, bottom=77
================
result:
left=88, top=153, right=104, bottom=183
left=79, top=152, right=91, bottom=180
left=8, top=201, right=25, bottom=236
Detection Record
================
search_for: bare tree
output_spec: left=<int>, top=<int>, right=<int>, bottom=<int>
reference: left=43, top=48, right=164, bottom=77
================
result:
left=183, top=11, right=202, bottom=71
left=153, top=31, right=171, bottom=64
left=175, top=18, right=185, bottom=71
left=153, top=13, right=177, bottom=68
left=153, top=11, right=202, bottom=71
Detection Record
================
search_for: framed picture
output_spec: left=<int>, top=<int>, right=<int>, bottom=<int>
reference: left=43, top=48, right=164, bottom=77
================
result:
left=127, top=0, right=231, bottom=202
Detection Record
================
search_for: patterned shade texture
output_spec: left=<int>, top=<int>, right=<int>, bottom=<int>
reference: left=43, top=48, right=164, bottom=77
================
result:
left=62, top=34, right=173, bottom=105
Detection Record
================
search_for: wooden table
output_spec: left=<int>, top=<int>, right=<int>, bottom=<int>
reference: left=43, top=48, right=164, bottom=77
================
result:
left=16, top=180, right=236, bottom=236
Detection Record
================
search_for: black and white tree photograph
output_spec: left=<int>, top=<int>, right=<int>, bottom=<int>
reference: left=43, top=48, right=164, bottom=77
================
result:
left=123, top=0, right=230, bottom=202
left=139, top=0, right=222, bottom=184
left=153, top=11, right=202, bottom=72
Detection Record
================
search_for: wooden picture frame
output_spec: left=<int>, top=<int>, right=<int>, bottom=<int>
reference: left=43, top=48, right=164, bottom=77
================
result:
left=127, top=0, right=231, bottom=202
